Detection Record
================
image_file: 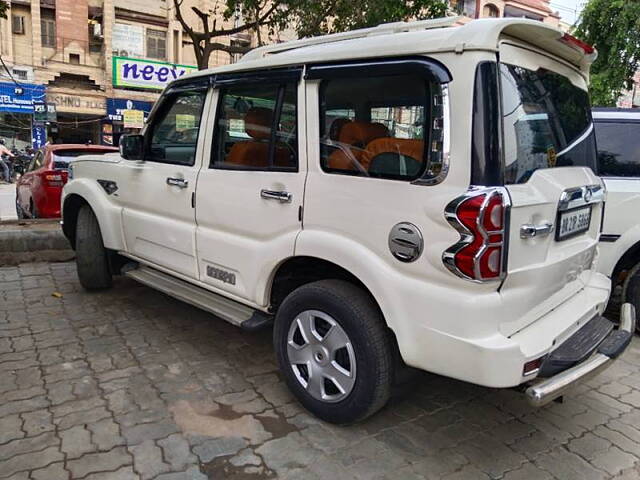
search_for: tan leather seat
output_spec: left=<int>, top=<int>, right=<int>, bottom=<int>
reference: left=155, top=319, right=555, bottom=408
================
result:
left=326, top=121, right=389, bottom=171
left=225, top=107, right=293, bottom=168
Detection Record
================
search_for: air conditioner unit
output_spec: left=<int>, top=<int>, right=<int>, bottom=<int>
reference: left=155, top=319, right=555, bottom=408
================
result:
left=92, top=23, right=103, bottom=38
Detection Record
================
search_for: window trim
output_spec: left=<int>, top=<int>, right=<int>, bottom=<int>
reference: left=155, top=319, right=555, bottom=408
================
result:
left=209, top=76, right=300, bottom=173
left=313, top=57, right=451, bottom=184
left=143, top=90, right=206, bottom=167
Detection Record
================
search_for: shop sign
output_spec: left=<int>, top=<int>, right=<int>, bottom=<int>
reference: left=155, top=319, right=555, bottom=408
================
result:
left=33, top=102, right=57, bottom=122
left=107, top=98, right=153, bottom=122
left=112, top=23, right=144, bottom=58
left=0, top=82, right=46, bottom=114
left=123, top=110, right=144, bottom=129
left=113, top=57, right=197, bottom=91
left=32, top=125, right=46, bottom=149
left=47, top=92, right=107, bottom=115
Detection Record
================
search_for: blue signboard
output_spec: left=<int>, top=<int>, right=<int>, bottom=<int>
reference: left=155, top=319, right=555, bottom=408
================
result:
left=32, top=124, right=46, bottom=149
left=107, top=98, right=154, bottom=122
left=0, top=82, right=46, bottom=114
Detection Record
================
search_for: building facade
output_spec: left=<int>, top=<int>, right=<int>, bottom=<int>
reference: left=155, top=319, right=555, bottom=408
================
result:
left=451, top=0, right=561, bottom=26
left=0, top=0, right=286, bottom=147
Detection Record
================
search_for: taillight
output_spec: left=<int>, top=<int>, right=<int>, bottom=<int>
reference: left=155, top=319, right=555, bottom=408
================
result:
left=443, top=188, right=510, bottom=282
left=41, top=170, right=65, bottom=187
left=559, top=33, right=597, bottom=59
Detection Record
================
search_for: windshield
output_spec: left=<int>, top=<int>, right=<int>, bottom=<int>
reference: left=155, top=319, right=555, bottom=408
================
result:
left=500, top=64, right=597, bottom=184
left=53, top=149, right=115, bottom=169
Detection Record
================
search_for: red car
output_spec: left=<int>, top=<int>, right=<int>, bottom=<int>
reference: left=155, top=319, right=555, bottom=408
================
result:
left=16, top=144, right=118, bottom=219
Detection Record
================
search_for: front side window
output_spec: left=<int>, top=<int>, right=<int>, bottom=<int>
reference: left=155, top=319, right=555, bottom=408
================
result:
left=146, top=91, right=206, bottom=166
left=320, top=73, right=445, bottom=181
left=212, top=82, right=298, bottom=171
left=501, top=64, right=597, bottom=184
left=595, top=121, right=640, bottom=177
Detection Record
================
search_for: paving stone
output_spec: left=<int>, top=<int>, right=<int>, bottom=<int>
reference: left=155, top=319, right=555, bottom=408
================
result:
left=0, top=414, right=23, bottom=444
left=54, top=405, right=111, bottom=430
left=0, top=432, right=58, bottom=461
left=67, top=446, right=132, bottom=478
left=83, top=466, right=139, bottom=480
left=121, top=421, right=179, bottom=445
left=155, top=466, right=208, bottom=480
left=568, top=432, right=612, bottom=460
left=534, top=447, right=608, bottom=480
left=192, top=436, right=248, bottom=463
left=502, top=463, right=554, bottom=480
left=158, top=433, right=197, bottom=471
left=60, top=425, right=95, bottom=459
left=130, top=439, right=170, bottom=480
left=591, top=446, right=638, bottom=476
left=20, top=409, right=54, bottom=436
left=87, top=417, right=125, bottom=450
left=0, top=446, right=64, bottom=478
left=30, top=462, right=69, bottom=480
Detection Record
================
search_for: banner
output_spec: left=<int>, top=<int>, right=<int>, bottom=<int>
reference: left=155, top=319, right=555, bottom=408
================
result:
left=0, top=82, right=46, bottom=114
left=112, top=23, right=144, bottom=58
left=123, top=109, right=145, bottom=129
left=32, top=125, right=46, bottom=149
left=113, top=57, right=197, bottom=91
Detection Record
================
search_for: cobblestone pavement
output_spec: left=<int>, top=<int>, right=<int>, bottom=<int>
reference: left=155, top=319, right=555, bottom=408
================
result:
left=2, top=262, right=640, bottom=480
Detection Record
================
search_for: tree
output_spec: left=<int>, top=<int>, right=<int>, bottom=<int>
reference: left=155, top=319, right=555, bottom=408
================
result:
left=0, top=1, right=8, bottom=19
left=574, top=0, right=640, bottom=106
left=173, top=0, right=449, bottom=70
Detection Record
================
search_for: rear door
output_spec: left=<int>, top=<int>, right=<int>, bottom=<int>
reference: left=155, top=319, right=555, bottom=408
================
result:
left=592, top=114, right=640, bottom=237
left=497, top=44, right=604, bottom=336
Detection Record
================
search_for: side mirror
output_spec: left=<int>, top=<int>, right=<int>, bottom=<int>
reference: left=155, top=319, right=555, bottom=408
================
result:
left=119, top=134, right=144, bottom=161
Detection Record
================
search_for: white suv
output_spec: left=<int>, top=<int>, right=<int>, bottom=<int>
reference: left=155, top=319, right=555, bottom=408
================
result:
left=61, top=18, right=635, bottom=424
left=592, top=109, right=640, bottom=323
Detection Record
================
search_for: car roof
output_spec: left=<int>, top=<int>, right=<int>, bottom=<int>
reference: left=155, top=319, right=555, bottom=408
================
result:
left=592, top=108, right=640, bottom=121
left=183, top=18, right=592, bottom=83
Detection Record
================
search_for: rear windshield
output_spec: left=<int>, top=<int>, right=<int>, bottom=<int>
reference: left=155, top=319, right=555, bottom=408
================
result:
left=594, top=121, right=640, bottom=177
left=53, top=149, right=115, bottom=169
left=500, top=64, right=597, bottom=184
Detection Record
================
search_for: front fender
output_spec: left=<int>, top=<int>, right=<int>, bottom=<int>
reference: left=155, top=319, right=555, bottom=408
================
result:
left=62, top=178, right=125, bottom=251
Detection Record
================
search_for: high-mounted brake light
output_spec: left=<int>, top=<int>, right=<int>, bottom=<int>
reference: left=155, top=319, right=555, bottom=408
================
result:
left=443, top=188, right=510, bottom=282
left=559, top=33, right=595, bottom=56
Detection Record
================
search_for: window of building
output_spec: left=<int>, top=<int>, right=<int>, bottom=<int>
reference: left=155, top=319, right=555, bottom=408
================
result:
left=483, top=4, right=500, bottom=17
left=11, top=15, right=25, bottom=34
left=12, top=69, right=28, bottom=81
left=212, top=82, right=298, bottom=171
left=146, top=29, right=167, bottom=60
left=319, top=73, right=445, bottom=182
left=595, top=121, right=640, bottom=177
left=145, top=91, right=206, bottom=166
left=41, top=18, right=56, bottom=48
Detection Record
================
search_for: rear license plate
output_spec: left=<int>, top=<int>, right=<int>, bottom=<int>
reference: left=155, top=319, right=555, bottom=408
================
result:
left=556, top=206, right=592, bottom=241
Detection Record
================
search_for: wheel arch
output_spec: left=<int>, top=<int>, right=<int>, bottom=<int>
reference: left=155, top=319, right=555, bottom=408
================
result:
left=61, top=193, right=89, bottom=249
left=612, top=239, right=640, bottom=286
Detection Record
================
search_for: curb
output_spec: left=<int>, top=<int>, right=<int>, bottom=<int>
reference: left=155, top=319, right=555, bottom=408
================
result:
left=0, top=219, right=74, bottom=266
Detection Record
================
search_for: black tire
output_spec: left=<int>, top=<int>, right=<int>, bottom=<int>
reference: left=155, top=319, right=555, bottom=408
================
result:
left=274, top=279, right=393, bottom=424
left=622, top=262, right=640, bottom=333
left=29, top=200, right=38, bottom=219
left=75, top=205, right=112, bottom=290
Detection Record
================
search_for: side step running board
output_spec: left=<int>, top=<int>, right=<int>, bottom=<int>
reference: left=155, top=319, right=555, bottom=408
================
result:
left=124, top=265, right=272, bottom=331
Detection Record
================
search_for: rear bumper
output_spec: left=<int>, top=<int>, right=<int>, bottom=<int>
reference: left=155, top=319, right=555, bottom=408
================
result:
left=525, top=303, right=636, bottom=407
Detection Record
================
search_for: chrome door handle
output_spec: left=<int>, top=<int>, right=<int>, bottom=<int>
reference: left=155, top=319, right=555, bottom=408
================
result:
left=166, top=177, right=188, bottom=188
left=520, top=222, right=554, bottom=239
left=260, top=189, right=292, bottom=203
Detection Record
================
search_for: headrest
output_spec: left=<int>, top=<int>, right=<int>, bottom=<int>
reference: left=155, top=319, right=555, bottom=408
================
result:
left=339, top=121, right=389, bottom=147
left=363, top=138, right=425, bottom=164
left=245, top=107, right=273, bottom=140
left=329, top=118, right=351, bottom=141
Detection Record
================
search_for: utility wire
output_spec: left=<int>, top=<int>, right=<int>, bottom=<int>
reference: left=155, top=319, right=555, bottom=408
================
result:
left=0, top=54, right=23, bottom=88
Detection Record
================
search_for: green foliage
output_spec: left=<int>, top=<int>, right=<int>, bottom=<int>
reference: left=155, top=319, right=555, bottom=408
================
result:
left=575, top=0, right=640, bottom=107
left=285, top=0, right=449, bottom=38
left=0, top=1, right=8, bottom=19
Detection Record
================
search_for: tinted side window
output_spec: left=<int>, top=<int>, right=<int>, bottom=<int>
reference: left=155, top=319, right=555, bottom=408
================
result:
left=29, top=152, right=43, bottom=171
left=212, top=82, right=298, bottom=171
left=319, top=74, right=445, bottom=182
left=595, top=121, right=640, bottom=177
left=146, top=91, right=206, bottom=166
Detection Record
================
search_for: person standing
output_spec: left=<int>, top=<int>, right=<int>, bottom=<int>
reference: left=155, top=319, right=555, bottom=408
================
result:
left=0, top=139, right=15, bottom=184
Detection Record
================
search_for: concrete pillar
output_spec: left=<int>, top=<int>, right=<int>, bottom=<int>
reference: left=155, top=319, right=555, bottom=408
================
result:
left=0, top=2, right=14, bottom=62
left=31, top=0, right=42, bottom=66
left=103, top=0, right=115, bottom=96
